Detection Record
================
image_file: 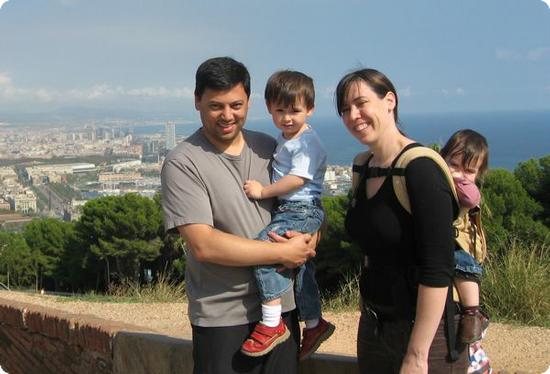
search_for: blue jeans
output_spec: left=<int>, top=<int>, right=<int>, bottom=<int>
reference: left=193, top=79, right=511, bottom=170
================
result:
left=254, top=199, right=324, bottom=320
left=454, top=248, right=483, bottom=279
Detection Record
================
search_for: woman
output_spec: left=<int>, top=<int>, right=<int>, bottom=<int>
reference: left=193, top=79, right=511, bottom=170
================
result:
left=335, top=69, right=468, bottom=373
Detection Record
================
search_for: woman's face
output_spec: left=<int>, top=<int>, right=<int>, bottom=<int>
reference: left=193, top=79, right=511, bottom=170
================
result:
left=340, top=80, right=395, bottom=145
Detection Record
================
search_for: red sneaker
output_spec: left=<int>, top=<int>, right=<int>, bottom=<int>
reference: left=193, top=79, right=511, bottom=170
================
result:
left=241, top=319, right=290, bottom=357
left=299, top=317, right=336, bottom=361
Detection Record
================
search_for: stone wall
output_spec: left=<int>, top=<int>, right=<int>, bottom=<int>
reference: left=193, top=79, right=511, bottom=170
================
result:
left=0, top=297, right=358, bottom=374
left=0, top=297, right=143, bottom=374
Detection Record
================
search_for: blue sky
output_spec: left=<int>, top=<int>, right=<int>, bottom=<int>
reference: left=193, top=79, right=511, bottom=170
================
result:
left=0, top=0, right=549, bottom=123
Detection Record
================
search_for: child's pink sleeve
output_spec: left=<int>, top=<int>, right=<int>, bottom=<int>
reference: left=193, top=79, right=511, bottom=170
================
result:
left=454, top=176, right=481, bottom=209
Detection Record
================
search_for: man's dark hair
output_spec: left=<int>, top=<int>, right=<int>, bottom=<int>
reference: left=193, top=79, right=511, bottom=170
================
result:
left=194, top=57, right=251, bottom=99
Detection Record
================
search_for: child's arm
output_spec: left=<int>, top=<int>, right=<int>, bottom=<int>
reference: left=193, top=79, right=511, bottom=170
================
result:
left=244, top=175, right=305, bottom=200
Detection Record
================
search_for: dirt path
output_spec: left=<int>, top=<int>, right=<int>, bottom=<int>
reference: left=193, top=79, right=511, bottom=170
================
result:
left=1, top=291, right=549, bottom=374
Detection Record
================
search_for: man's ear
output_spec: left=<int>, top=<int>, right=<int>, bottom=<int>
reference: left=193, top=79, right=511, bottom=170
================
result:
left=194, top=95, right=201, bottom=111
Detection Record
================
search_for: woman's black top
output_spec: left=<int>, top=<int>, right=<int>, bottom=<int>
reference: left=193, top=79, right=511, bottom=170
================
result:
left=345, top=144, right=457, bottom=320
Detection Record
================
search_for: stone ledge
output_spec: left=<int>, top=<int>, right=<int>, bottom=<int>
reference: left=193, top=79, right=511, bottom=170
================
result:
left=1, top=296, right=360, bottom=373
left=0, top=296, right=150, bottom=354
left=113, top=331, right=359, bottom=374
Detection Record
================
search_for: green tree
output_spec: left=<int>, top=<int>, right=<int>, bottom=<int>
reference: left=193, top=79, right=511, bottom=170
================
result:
left=515, top=154, right=550, bottom=226
left=0, top=231, right=34, bottom=288
left=23, top=218, right=75, bottom=290
left=483, top=168, right=550, bottom=249
left=316, top=195, right=363, bottom=292
left=76, top=193, right=163, bottom=288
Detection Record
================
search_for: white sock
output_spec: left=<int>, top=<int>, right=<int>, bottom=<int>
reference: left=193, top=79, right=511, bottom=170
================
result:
left=261, top=304, right=282, bottom=327
left=305, top=318, right=319, bottom=329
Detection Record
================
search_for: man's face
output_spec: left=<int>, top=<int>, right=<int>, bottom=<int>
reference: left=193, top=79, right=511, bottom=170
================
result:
left=195, top=83, right=249, bottom=151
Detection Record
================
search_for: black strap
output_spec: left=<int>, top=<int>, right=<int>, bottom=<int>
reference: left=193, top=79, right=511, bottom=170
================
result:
left=353, top=165, right=407, bottom=179
left=444, top=285, right=460, bottom=362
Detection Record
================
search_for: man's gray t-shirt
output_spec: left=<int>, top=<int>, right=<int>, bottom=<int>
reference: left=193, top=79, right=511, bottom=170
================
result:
left=161, top=128, right=296, bottom=327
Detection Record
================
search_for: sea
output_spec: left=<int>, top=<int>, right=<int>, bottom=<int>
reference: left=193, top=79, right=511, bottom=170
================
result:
left=130, top=110, right=549, bottom=170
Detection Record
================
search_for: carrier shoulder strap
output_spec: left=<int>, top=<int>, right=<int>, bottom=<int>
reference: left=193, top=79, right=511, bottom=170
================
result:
left=393, top=146, right=461, bottom=362
left=392, top=146, right=459, bottom=217
left=455, top=207, right=488, bottom=263
left=351, top=151, right=372, bottom=194
left=351, top=146, right=459, bottom=216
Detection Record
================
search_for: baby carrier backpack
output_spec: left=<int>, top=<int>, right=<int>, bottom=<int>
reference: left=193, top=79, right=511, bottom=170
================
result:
left=350, top=143, right=486, bottom=361
left=351, top=144, right=487, bottom=263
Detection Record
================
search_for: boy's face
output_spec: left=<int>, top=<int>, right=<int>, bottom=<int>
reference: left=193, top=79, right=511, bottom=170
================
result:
left=267, top=99, right=313, bottom=139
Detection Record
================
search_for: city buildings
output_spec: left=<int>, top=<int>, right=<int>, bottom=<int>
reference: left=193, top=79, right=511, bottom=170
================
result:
left=0, top=123, right=352, bottom=220
left=165, top=122, right=176, bottom=151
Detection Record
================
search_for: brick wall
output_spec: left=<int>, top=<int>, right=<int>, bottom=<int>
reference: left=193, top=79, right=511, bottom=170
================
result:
left=0, top=297, right=145, bottom=374
left=0, top=297, right=358, bottom=374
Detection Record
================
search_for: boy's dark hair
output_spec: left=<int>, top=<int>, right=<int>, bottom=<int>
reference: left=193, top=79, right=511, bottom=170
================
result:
left=264, top=70, right=315, bottom=109
left=194, top=57, right=251, bottom=99
left=335, top=68, right=399, bottom=124
left=441, top=129, right=489, bottom=179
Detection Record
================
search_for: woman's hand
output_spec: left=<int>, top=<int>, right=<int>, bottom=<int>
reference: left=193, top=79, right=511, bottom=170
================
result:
left=399, top=352, right=428, bottom=374
left=268, top=230, right=317, bottom=269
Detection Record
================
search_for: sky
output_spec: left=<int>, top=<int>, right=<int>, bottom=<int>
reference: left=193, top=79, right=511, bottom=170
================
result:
left=0, top=0, right=549, bottom=124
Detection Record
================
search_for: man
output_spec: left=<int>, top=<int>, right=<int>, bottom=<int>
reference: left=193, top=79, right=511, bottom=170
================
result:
left=161, top=57, right=314, bottom=374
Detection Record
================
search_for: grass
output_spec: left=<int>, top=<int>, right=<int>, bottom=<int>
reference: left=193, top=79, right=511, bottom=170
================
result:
left=321, top=272, right=360, bottom=312
left=320, top=238, right=550, bottom=329
left=57, top=273, right=186, bottom=303
left=482, top=239, right=550, bottom=327
left=51, top=239, right=550, bottom=329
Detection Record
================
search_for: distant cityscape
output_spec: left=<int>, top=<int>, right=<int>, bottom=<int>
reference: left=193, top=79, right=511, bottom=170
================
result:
left=0, top=123, right=352, bottom=227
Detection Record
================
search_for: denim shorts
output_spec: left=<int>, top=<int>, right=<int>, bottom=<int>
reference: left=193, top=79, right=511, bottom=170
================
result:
left=454, top=248, right=483, bottom=279
left=254, top=199, right=324, bottom=308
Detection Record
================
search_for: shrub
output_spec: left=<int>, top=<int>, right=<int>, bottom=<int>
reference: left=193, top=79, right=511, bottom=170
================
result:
left=482, top=239, right=550, bottom=327
left=322, top=271, right=360, bottom=312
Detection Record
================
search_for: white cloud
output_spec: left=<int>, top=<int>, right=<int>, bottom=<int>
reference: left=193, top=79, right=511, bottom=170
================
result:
left=526, top=47, right=550, bottom=61
left=0, top=72, right=12, bottom=86
left=496, top=48, right=521, bottom=61
left=0, top=79, right=195, bottom=104
left=0, top=0, right=8, bottom=10
left=496, top=47, right=550, bottom=61
left=399, top=86, right=413, bottom=97
left=321, top=86, right=335, bottom=99
left=540, top=0, right=550, bottom=9
left=438, top=88, right=466, bottom=97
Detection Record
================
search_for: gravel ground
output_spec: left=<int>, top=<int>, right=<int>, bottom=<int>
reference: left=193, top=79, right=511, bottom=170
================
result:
left=1, top=291, right=549, bottom=374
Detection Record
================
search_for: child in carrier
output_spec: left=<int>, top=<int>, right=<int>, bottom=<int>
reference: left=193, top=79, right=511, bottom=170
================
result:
left=441, top=129, right=490, bottom=345
left=240, top=70, right=335, bottom=360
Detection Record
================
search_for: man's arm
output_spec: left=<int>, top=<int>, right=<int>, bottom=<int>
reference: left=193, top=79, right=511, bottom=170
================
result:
left=244, top=175, right=305, bottom=200
left=178, top=223, right=315, bottom=268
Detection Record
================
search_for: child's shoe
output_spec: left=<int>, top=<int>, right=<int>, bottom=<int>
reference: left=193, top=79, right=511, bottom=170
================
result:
left=299, top=317, right=336, bottom=361
left=459, top=308, right=489, bottom=344
left=241, top=319, right=290, bottom=357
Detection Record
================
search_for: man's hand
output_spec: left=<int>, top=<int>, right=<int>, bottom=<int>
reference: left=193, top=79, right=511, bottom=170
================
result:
left=268, top=230, right=318, bottom=269
left=244, top=179, right=264, bottom=199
